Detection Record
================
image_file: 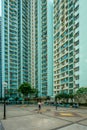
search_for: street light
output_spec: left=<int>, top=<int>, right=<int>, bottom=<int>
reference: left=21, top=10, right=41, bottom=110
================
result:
left=3, top=82, right=7, bottom=119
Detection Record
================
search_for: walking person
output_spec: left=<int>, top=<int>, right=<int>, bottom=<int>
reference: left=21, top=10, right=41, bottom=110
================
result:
left=55, top=101, right=58, bottom=110
left=38, top=101, right=41, bottom=113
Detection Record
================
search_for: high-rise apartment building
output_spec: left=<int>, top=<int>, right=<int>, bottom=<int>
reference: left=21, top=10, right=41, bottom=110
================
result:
left=1, top=0, right=53, bottom=97
left=53, top=0, right=87, bottom=96
left=35, top=0, right=53, bottom=97
left=31, top=0, right=36, bottom=88
left=1, top=0, right=31, bottom=97
left=0, top=17, right=2, bottom=98
left=2, top=0, right=18, bottom=96
left=1, top=0, right=87, bottom=98
left=18, top=0, right=31, bottom=85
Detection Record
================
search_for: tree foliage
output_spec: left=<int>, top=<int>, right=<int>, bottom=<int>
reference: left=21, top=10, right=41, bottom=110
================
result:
left=76, top=87, right=87, bottom=94
left=55, top=93, right=69, bottom=99
left=18, top=82, right=31, bottom=96
left=46, top=96, right=51, bottom=100
left=30, top=88, right=38, bottom=97
left=74, top=87, right=87, bottom=103
left=18, top=83, right=38, bottom=98
left=55, top=93, right=74, bottom=103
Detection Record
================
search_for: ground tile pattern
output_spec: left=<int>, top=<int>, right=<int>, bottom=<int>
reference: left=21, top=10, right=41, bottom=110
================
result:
left=57, top=124, right=87, bottom=130
left=2, top=115, right=70, bottom=130
left=0, top=105, right=87, bottom=130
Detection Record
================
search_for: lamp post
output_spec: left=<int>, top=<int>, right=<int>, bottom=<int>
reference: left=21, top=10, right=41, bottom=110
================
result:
left=3, top=82, right=7, bottom=119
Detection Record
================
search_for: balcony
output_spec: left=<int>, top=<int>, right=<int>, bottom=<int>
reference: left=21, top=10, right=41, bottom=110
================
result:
left=74, top=45, right=79, bottom=51
left=75, top=28, right=79, bottom=34
left=74, top=36, right=79, bottom=42
left=75, top=80, right=79, bottom=84
left=75, top=53, right=79, bottom=59
left=75, top=1, right=79, bottom=8
left=74, top=71, right=79, bottom=76
left=74, top=62, right=79, bottom=68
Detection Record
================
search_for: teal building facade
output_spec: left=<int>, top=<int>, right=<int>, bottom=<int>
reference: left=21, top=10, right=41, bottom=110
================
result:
left=1, top=0, right=31, bottom=97
left=1, top=0, right=87, bottom=98
left=0, top=17, right=2, bottom=98
left=35, top=0, right=53, bottom=97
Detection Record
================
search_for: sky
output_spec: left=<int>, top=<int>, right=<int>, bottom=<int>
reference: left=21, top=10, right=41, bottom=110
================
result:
left=0, top=0, right=1, bottom=16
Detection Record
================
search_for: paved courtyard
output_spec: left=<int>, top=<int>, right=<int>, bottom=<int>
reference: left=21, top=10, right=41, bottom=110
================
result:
left=0, top=104, right=87, bottom=130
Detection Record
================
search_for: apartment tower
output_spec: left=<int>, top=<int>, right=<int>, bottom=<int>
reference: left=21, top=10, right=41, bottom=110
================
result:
left=0, top=17, right=2, bottom=98
left=1, top=0, right=31, bottom=97
left=53, top=0, right=87, bottom=96
left=35, top=0, right=53, bottom=97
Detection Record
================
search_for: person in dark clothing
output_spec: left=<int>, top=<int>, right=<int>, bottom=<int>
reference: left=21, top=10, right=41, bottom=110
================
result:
left=38, top=101, right=42, bottom=113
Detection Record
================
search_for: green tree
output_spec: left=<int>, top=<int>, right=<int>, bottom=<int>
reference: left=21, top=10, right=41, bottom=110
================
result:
left=76, top=87, right=87, bottom=94
left=55, top=93, right=62, bottom=102
left=55, top=93, right=70, bottom=103
left=74, top=87, right=87, bottom=103
left=29, top=88, right=38, bottom=98
left=18, top=82, right=31, bottom=97
left=46, top=96, right=51, bottom=101
left=68, top=93, right=74, bottom=103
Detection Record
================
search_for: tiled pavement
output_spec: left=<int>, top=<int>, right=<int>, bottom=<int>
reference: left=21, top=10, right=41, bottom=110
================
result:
left=0, top=122, right=4, bottom=130
left=0, top=105, right=87, bottom=130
